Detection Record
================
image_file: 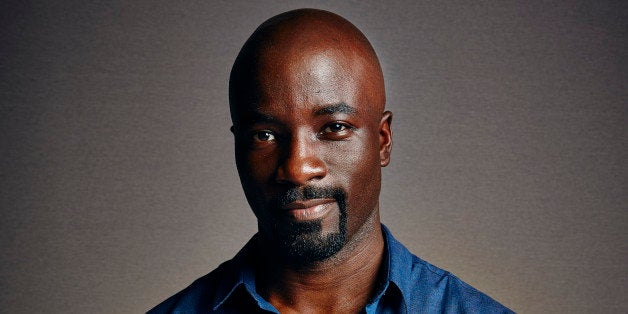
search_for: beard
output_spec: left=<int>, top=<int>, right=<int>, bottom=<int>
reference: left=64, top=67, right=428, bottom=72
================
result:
left=260, top=186, right=348, bottom=265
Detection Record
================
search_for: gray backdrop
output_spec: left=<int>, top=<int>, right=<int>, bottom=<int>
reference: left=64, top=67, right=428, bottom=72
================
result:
left=1, top=1, right=626, bottom=313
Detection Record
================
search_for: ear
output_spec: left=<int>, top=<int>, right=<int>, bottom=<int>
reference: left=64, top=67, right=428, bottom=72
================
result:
left=230, top=125, right=235, bottom=134
left=379, top=111, right=393, bottom=167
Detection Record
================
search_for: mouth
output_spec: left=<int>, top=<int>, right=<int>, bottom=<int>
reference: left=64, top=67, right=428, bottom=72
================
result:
left=281, top=198, right=336, bottom=221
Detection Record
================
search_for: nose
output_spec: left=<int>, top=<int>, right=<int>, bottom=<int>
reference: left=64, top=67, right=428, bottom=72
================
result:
left=275, top=133, right=327, bottom=185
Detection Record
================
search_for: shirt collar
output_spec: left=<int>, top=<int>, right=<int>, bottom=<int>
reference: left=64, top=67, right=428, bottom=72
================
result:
left=379, top=224, right=411, bottom=310
left=211, top=224, right=412, bottom=312
left=211, top=235, right=277, bottom=312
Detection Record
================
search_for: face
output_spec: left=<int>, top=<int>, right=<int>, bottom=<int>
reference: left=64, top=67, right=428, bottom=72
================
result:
left=231, top=46, right=392, bottom=264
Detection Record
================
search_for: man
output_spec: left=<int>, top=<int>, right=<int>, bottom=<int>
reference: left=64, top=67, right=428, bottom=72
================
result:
left=150, top=8, right=512, bottom=313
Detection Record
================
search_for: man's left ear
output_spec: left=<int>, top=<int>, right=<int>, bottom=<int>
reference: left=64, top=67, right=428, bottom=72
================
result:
left=379, top=111, right=393, bottom=167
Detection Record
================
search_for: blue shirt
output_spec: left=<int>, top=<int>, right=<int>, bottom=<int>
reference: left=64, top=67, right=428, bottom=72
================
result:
left=149, top=225, right=513, bottom=313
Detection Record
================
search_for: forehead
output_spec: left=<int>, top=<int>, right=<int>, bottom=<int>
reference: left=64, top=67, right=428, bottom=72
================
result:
left=231, top=47, right=380, bottom=121
left=265, top=49, right=360, bottom=102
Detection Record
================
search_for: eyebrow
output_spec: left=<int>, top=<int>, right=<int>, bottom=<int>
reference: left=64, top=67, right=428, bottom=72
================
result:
left=240, top=110, right=278, bottom=125
left=313, top=103, right=357, bottom=116
left=241, top=102, right=357, bottom=125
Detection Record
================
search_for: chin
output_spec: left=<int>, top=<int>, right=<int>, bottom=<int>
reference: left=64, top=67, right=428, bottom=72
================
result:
left=279, top=228, right=346, bottom=264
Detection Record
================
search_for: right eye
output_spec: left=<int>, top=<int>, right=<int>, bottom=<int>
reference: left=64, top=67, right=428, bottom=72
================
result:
left=251, top=130, right=276, bottom=142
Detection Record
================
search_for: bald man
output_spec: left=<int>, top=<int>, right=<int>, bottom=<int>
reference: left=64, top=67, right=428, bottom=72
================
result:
left=149, top=9, right=512, bottom=314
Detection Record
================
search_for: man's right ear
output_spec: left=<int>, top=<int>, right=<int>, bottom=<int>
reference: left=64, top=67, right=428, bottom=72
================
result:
left=230, top=126, right=235, bottom=134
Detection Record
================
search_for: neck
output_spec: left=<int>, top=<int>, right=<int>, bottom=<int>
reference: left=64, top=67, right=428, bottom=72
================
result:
left=257, top=212, right=385, bottom=313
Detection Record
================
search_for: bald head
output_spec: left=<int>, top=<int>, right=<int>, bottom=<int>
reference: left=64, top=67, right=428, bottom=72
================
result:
left=229, top=8, right=385, bottom=124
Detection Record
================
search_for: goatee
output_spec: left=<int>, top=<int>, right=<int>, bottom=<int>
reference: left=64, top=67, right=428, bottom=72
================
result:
left=265, top=186, right=348, bottom=265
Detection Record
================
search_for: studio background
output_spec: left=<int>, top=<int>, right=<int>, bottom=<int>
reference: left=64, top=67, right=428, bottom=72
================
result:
left=1, top=1, right=625, bottom=313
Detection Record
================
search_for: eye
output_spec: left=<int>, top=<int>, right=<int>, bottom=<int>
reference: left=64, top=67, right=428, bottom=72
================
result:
left=251, top=130, right=276, bottom=142
left=320, top=122, right=353, bottom=140
left=322, top=123, right=348, bottom=133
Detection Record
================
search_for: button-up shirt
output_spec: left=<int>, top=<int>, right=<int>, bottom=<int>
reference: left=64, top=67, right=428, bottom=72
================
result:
left=149, top=225, right=513, bottom=313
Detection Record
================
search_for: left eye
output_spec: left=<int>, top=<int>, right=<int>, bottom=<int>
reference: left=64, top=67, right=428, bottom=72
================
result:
left=323, top=123, right=347, bottom=133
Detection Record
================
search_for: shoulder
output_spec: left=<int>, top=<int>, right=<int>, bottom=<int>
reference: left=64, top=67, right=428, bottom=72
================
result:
left=401, top=254, right=514, bottom=313
left=383, top=226, right=513, bottom=313
left=147, top=261, right=233, bottom=314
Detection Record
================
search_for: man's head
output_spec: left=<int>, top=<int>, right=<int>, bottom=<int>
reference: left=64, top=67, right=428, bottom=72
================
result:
left=229, top=9, right=392, bottom=265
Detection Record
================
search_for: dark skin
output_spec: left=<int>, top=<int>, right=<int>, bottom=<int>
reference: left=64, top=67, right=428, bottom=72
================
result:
left=229, top=9, right=392, bottom=313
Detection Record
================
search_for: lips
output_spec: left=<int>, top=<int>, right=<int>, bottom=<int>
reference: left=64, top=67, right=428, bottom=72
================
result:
left=281, top=198, right=336, bottom=221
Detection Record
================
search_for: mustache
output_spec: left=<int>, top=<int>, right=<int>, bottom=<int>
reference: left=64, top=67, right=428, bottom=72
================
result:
left=271, top=186, right=346, bottom=209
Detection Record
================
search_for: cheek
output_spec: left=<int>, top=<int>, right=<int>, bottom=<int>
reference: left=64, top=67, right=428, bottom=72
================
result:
left=235, top=144, right=277, bottom=188
left=247, top=152, right=276, bottom=179
left=327, top=138, right=381, bottom=233
left=325, top=129, right=381, bottom=189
